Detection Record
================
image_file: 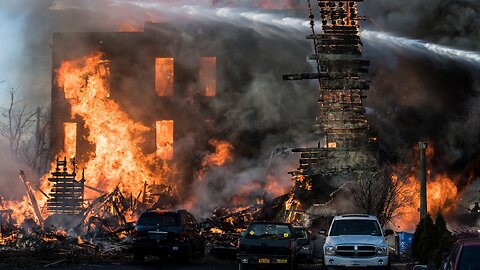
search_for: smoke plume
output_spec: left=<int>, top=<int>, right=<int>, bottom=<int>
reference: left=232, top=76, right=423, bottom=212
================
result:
left=0, top=0, right=478, bottom=214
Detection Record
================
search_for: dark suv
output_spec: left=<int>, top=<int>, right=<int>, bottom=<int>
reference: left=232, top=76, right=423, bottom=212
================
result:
left=132, top=209, right=205, bottom=262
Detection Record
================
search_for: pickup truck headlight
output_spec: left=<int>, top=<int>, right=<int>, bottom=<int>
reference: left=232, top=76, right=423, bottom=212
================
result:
left=325, top=245, right=336, bottom=256
left=376, top=246, right=388, bottom=255
left=299, top=245, right=311, bottom=254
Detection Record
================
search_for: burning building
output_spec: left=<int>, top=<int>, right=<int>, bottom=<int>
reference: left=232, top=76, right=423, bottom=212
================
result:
left=51, top=23, right=221, bottom=205
left=283, top=0, right=378, bottom=224
left=49, top=19, right=313, bottom=216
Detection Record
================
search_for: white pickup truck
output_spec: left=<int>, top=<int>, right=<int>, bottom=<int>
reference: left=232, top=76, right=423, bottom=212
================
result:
left=322, top=214, right=392, bottom=270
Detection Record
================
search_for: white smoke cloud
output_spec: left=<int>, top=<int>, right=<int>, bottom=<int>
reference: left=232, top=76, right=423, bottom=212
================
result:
left=362, top=30, right=480, bottom=67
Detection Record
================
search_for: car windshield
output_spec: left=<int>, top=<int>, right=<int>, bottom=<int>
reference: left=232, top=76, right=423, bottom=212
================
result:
left=246, top=224, right=292, bottom=239
left=459, top=246, right=480, bottom=270
left=137, top=212, right=180, bottom=227
left=330, top=220, right=381, bottom=236
left=294, top=228, right=308, bottom=238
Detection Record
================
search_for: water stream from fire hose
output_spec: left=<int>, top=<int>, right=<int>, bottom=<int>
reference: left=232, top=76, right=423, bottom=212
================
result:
left=361, top=30, right=480, bottom=67
left=106, top=2, right=480, bottom=66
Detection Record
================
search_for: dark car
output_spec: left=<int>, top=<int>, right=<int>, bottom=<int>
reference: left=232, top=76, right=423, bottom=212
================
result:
left=438, top=238, right=480, bottom=270
left=294, top=227, right=314, bottom=264
left=237, top=221, right=302, bottom=270
left=132, top=209, right=205, bottom=262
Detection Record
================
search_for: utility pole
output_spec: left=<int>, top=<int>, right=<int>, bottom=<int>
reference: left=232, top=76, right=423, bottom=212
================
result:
left=419, top=142, right=428, bottom=219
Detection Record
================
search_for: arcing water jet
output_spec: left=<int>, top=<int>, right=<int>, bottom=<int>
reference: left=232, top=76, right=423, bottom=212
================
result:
left=361, top=30, right=480, bottom=67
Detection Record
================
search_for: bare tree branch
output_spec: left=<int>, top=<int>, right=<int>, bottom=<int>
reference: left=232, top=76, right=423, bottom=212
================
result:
left=348, top=149, right=415, bottom=227
left=0, top=89, right=50, bottom=175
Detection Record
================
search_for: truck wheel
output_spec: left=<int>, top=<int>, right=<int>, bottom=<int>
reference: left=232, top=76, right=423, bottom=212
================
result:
left=238, top=263, right=248, bottom=270
left=185, top=245, right=194, bottom=264
left=289, top=260, right=298, bottom=270
left=133, top=251, right=145, bottom=263
left=196, top=242, right=206, bottom=260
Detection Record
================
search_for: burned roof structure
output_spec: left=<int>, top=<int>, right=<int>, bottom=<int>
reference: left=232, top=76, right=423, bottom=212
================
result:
left=283, top=0, right=378, bottom=224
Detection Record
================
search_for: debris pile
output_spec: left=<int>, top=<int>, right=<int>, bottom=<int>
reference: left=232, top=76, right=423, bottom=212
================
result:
left=200, top=194, right=290, bottom=251
left=0, top=158, right=140, bottom=260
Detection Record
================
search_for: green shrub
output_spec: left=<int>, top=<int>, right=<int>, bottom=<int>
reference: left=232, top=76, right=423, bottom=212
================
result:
left=412, top=212, right=453, bottom=267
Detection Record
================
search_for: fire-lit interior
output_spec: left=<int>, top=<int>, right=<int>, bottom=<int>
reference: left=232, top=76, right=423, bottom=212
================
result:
left=199, top=57, right=216, bottom=97
left=155, top=57, right=174, bottom=96
left=156, top=120, right=174, bottom=160
left=63, top=122, right=77, bottom=158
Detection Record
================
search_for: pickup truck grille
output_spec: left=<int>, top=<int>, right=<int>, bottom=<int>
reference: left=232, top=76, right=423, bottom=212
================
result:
left=336, top=245, right=377, bottom=257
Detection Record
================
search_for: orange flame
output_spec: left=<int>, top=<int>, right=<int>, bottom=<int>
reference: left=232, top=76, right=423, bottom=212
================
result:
left=64, top=122, right=77, bottom=158
left=264, top=175, right=290, bottom=198
left=55, top=51, right=164, bottom=198
left=202, top=139, right=234, bottom=168
left=394, top=173, right=458, bottom=231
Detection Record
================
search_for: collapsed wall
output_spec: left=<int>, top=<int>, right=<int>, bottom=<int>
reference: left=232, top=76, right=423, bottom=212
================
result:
left=283, top=0, right=378, bottom=225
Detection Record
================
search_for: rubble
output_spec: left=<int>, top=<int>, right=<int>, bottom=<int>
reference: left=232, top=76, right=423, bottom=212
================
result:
left=200, top=194, right=289, bottom=253
left=0, top=156, right=290, bottom=264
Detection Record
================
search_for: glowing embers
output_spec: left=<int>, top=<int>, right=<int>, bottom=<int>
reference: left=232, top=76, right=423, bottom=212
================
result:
left=199, top=57, right=217, bottom=96
left=320, top=90, right=363, bottom=104
left=156, top=120, right=174, bottom=160
left=327, top=142, right=337, bottom=148
left=64, top=122, right=77, bottom=158
left=155, top=58, right=174, bottom=96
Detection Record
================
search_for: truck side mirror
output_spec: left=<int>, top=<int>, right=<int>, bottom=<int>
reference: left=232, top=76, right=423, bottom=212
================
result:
left=384, top=229, right=394, bottom=236
left=319, top=229, right=326, bottom=235
left=441, top=252, right=448, bottom=262
left=295, top=231, right=304, bottom=238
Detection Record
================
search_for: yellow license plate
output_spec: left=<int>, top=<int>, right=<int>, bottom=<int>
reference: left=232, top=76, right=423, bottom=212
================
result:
left=276, top=259, right=288, bottom=264
left=259, top=258, right=270, bottom=264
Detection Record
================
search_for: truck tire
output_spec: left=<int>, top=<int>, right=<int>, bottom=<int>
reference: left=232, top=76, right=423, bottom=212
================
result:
left=185, top=245, right=194, bottom=264
left=133, top=251, right=145, bottom=263
left=238, top=263, right=248, bottom=270
left=196, top=241, right=206, bottom=260
left=289, top=260, right=298, bottom=270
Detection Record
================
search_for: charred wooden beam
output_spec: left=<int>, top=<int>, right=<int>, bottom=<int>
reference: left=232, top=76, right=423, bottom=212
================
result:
left=19, top=170, right=44, bottom=226
left=47, top=157, right=85, bottom=215
left=283, top=73, right=320, bottom=81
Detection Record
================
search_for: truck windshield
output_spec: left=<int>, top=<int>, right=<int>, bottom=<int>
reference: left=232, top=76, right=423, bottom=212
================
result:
left=246, top=224, right=292, bottom=239
left=330, top=220, right=381, bottom=236
left=458, top=246, right=480, bottom=270
left=137, top=212, right=180, bottom=227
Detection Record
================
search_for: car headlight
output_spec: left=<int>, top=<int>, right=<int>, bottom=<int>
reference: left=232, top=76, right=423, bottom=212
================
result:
left=325, top=245, right=336, bottom=256
left=376, top=246, right=388, bottom=255
left=300, top=245, right=311, bottom=251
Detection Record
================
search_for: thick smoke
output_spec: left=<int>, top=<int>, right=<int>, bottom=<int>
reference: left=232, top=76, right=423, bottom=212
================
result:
left=363, top=0, right=480, bottom=50
left=0, top=0, right=478, bottom=213
left=0, top=0, right=314, bottom=208
left=361, top=0, right=480, bottom=188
